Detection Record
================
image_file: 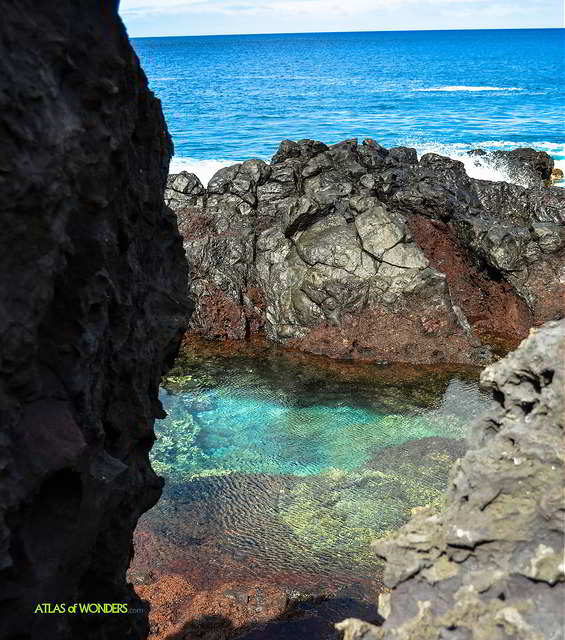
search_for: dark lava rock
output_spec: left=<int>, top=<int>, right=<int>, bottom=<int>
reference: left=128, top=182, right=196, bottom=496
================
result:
left=469, top=147, right=554, bottom=184
left=0, top=3, right=189, bottom=640
left=337, top=320, right=565, bottom=640
left=170, top=138, right=565, bottom=365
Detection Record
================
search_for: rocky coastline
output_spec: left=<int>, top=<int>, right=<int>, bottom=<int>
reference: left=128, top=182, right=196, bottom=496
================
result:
left=338, top=319, right=564, bottom=640
left=1, top=4, right=562, bottom=640
left=168, top=140, right=564, bottom=365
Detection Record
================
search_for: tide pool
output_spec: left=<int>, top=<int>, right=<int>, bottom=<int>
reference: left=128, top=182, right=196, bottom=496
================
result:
left=155, top=377, right=484, bottom=478
left=148, top=346, right=488, bottom=570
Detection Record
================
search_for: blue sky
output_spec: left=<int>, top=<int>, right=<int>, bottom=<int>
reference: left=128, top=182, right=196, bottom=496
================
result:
left=119, top=0, right=564, bottom=37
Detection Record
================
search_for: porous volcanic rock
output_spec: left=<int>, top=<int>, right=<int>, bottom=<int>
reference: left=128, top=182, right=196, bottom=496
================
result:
left=337, top=319, right=565, bottom=640
left=170, top=138, right=565, bottom=364
left=0, top=3, right=189, bottom=639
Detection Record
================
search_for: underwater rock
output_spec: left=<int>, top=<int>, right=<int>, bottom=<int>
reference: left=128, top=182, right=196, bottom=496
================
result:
left=136, top=576, right=290, bottom=640
left=170, top=138, right=565, bottom=364
left=130, top=473, right=382, bottom=639
left=134, top=569, right=379, bottom=640
left=0, top=3, right=189, bottom=639
left=279, top=438, right=464, bottom=565
left=337, top=319, right=565, bottom=640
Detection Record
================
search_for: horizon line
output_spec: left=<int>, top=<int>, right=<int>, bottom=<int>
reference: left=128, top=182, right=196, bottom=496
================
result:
left=129, top=26, right=564, bottom=39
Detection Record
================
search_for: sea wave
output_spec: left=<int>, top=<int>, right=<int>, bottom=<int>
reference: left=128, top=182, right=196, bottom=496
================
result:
left=170, top=141, right=565, bottom=189
left=412, top=142, right=527, bottom=185
left=169, top=157, right=238, bottom=186
left=411, top=141, right=564, bottom=186
left=554, top=158, right=565, bottom=184
left=415, top=86, right=523, bottom=92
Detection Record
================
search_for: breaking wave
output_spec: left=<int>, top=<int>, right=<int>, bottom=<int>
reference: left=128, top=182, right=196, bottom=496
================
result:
left=170, top=141, right=564, bottom=189
left=169, top=157, right=238, bottom=186
left=411, top=141, right=564, bottom=186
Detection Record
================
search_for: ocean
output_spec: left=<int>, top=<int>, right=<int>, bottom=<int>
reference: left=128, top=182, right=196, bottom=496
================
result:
left=131, top=28, right=564, bottom=185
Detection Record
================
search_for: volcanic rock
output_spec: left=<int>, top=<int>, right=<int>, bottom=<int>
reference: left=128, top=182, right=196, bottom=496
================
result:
left=0, top=3, right=189, bottom=639
left=170, top=139, right=565, bottom=364
left=468, top=147, right=555, bottom=185
left=336, top=319, right=565, bottom=640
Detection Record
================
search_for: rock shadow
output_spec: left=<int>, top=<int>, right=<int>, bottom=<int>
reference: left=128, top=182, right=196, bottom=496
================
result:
left=166, top=594, right=383, bottom=640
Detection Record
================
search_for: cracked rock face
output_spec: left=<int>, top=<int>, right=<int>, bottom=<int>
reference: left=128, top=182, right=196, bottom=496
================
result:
left=337, top=319, right=565, bottom=640
left=0, top=3, right=189, bottom=639
left=171, top=138, right=564, bottom=364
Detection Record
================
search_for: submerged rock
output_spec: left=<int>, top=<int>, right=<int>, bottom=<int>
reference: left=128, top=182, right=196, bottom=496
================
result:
left=278, top=438, right=463, bottom=566
left=0, top=3, right=189, bottom=639
left=337, top=320, right=565, bottom=640
left=170, top=139, right=565, bottom=365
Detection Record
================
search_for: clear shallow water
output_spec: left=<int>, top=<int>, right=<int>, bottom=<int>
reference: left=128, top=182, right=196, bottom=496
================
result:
left=157, top=376, right=482, bottom=477
left=132, top=29, right=565, bottom=184
left=146, top=346, right=489, bottom=579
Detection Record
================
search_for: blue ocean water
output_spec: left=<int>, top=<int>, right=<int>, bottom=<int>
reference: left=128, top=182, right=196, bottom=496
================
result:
left=132, top=29, right=564, bottom=183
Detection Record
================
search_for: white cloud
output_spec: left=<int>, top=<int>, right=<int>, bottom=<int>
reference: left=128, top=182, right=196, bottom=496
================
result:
left=120, top=0, right=207, bottom=16
left=120, top=0, right=498, bottom=17
left=119, top=0, right=562, bottom=33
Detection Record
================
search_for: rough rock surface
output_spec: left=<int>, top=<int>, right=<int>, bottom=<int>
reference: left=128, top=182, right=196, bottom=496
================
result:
left=170, top=139, right=564, bottom=364
left=0, top=3, right=189, bottom=639
left=337, top=320, right=565, bottom=640
left=468, top=147, right=555, bottom=186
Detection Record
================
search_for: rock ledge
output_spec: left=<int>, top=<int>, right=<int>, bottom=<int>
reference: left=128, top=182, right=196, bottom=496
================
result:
left=169, top=139, right=564, bottom=365
left=337, top=320, right=564, bottom=640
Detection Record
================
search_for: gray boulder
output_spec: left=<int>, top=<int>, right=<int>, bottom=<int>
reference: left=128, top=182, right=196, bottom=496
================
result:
left=170, top=138, right=565, bottom=364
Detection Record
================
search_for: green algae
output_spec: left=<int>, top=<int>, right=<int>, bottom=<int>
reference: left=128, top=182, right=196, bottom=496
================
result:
left=151, top=413, right=211, bottom=477
left=162, top=372, right=218, bottom=393
left=278, top=446, right=457, bottom=565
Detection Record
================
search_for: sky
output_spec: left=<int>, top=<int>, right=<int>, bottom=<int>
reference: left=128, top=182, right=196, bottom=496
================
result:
left=119, top=0, right=564, bottom=38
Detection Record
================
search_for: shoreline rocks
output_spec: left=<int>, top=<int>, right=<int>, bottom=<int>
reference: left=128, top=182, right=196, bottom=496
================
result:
left=169, top=139, right=564, bottom=365
left=337, top=319, right=565, bottom=640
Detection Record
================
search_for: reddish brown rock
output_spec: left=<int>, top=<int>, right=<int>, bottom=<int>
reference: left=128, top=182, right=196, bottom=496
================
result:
left=407, top=215, right=532, bottom=354
left=135, top=576, right=290, bottom=640
left=288, top=306, right=477, bottom=364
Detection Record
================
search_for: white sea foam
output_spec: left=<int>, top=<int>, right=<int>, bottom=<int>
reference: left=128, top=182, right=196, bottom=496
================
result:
left=169, top=157, right=239, bottom=186
left=553, top=158, right=565, bottom=184
left=412, top=141, right=565, bottom=187
left=412, top=142, right=529, bottom=185
left=169, top=141, right=565, bottom=189
left=415, top=85, right=523, bottom=92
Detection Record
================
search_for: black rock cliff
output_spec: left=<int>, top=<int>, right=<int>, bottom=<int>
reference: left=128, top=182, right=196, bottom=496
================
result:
left=0, top=3, right=189, bottom=638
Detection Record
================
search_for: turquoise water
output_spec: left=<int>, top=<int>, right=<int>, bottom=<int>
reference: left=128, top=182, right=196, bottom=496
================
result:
left=131, top=29, right=565, bottom=183
left=149, top=349, right=489, bottom=570
left=156, top=375, right=483, bottom=478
